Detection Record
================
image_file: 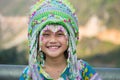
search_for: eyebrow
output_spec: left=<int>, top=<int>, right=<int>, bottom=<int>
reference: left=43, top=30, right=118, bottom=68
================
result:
left=57, top=30, right=64, bottom=32
left=43, top=30, right=51, bottom=32
left=43, top=29, right=64, bottom=32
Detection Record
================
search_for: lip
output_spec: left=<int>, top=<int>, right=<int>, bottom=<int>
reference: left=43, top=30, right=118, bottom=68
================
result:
left=46, top=45, right=61, bottom=51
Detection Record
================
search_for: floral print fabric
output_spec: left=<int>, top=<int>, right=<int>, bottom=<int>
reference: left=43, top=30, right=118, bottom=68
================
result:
left=20, top=59, right=101, bottom=80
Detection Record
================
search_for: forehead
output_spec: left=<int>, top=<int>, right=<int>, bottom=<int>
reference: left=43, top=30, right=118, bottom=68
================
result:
left=42, top=24, right=66, bottom=32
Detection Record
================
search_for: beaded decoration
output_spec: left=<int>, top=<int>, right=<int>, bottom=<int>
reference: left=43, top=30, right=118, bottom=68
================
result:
left=28, top=0, right=80, bottom=79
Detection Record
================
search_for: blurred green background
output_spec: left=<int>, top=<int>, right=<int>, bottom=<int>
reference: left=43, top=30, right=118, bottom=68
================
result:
left=0, top=0, right=120, bottom=68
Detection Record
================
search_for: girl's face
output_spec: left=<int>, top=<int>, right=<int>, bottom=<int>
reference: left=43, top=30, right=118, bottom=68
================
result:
left=39, top=25, right=68, bottom=59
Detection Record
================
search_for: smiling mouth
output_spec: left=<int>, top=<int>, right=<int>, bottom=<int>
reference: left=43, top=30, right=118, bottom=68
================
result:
left=46, top=45, right=61, bottom=50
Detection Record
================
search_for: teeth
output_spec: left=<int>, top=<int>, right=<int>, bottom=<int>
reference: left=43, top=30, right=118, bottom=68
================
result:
left=49, top=46, right=59, bottom=49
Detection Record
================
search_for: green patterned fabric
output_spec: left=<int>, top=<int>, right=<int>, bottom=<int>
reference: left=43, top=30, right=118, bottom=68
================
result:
left=20, top=0, right=101, bottom=80
left=27, top=0, right=79, bottom=79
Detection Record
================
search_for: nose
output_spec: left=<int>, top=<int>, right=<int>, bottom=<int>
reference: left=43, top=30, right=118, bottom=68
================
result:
left=49, top=36, right=57, bottom=44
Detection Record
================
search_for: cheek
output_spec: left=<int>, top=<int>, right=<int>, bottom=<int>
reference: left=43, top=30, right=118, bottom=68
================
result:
left=60, top=37, right=68, bottom=45
left=39, top=36, right=46, bottom=46
left=40, top=37, right=49, bottom=52
left=65, top=38, right=69, bottom=46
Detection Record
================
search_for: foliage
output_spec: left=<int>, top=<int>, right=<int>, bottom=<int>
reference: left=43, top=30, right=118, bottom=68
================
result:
left=0, top=0, right=120, bottom=67
left=0, top=0, right=120, bottom=29
left=77, top=37, right=120, bottom=67
left=0, top=41, right=28, bottom=65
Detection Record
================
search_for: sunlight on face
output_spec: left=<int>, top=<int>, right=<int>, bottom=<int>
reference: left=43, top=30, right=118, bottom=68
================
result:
left=39, top=24, right=68, bottom=58
left=39, top=25, right=68, bottom=45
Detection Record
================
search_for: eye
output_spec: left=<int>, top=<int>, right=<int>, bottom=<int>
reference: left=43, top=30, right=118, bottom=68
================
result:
left=57, top=31, right=65, bottom=36
left=42, top=32, right=50, bottom=37
left=42, top=33, right=50, bottom=37
left=58, top=33, right=64, bottom=35
left=42, top=30, right=51, bottom=37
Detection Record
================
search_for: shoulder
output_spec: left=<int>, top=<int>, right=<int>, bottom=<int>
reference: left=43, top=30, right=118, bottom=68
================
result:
left=77, top=59, right=95, bottom=71
left=77, top=59, right=100, bottom=80
left=19, top=66, right=32, bottom=80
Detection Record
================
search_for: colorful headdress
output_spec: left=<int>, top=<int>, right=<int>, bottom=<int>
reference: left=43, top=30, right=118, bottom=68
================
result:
left=28, top=0, right=80, bottom=79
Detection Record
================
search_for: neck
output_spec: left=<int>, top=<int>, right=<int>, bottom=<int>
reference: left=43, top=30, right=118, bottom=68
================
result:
left=43, top=55, right=67, bottom=79
left=45, top=55, right=67, bottom=68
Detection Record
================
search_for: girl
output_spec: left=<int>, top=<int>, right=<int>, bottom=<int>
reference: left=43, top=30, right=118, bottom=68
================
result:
left=20, top=0, right=101, bottom=80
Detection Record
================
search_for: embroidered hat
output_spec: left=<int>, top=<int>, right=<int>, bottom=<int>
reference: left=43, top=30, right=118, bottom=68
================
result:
left=28, top=0, right=80, bottom=79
